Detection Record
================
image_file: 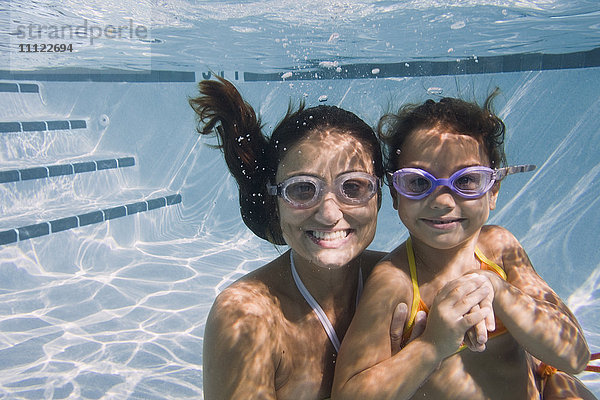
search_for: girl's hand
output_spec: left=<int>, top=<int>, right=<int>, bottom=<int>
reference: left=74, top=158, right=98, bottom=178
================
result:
left=422, top=274, right=494, bottom=358
left=463, top=273, right=495, bottom=352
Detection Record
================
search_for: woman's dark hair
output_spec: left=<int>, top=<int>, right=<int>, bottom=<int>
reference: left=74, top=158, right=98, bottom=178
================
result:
left=189, top=76, right=383, bottom=245
left=378, top=88, right=507, bottom=183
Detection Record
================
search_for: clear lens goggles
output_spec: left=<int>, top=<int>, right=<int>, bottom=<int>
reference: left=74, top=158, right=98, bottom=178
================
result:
left=390, top=164, right=535, bottom=200
left=267, top=172, right=380, bottom=209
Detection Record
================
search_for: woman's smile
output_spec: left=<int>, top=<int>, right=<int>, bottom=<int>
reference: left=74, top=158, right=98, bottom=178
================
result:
left=276, top=129, right=378, bottom=269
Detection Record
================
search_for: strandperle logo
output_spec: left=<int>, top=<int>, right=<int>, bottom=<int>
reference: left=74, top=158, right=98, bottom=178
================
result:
left=13, top=19, right=149, bottom=45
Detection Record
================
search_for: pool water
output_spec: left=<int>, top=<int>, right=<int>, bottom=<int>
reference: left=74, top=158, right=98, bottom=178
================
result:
left=1, top=1, right=599, bottom=398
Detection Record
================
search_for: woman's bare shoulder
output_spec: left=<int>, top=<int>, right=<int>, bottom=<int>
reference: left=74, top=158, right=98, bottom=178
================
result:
left=210, top=258, right=289, bottom=321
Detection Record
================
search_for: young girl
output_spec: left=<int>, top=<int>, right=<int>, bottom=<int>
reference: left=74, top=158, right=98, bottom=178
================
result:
left=331, top=91, right=593, bottom=399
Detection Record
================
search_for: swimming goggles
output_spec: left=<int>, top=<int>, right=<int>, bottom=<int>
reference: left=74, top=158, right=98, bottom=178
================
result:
left=390, top=164, right=536, bottom=200
left=267, top=172, right=380, bottom=209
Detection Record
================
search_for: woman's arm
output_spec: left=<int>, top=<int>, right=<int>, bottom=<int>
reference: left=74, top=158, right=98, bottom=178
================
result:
left=203, top=285, right=279, bottom=400
left=476, top=225, right=590, bottom=374
left=332, top=259, right=492, bottom=400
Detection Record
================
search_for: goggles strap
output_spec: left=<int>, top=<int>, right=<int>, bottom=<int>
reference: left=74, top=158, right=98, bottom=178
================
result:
left=495, top=164, right=536, bottom=181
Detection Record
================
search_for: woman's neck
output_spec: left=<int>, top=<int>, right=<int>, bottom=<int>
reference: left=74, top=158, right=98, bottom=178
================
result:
left=289, top=250, right=362, bottom=311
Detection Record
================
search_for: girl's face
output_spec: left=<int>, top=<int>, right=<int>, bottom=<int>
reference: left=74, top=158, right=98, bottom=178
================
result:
left=393, top=126, right=499, bottom=250
left=276, top=130, right=379, bottom=269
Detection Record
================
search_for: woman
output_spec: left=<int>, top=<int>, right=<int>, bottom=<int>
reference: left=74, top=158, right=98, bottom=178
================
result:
left=190, top=76, right=399, bottom=399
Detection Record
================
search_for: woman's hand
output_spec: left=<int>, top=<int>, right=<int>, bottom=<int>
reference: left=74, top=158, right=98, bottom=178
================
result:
left=390, top=303, right=426, bottom=355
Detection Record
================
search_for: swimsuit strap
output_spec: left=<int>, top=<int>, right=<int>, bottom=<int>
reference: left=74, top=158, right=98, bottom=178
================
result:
left=585, top=352, right=600, bottom=373
left=289, top=251, right=363, bottom=353
left=474, top=247, right=507, bottom=280
left=405, top=236, right=421, bottom=336
left=403, top=239, right=507, bottom=336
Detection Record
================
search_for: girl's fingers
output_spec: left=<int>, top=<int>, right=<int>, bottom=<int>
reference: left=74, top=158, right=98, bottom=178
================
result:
left=410, top=310, right=427, bottom=341
left=450, top=283, right=491, bottom=316
left=460, top=305, right=489, bottom=329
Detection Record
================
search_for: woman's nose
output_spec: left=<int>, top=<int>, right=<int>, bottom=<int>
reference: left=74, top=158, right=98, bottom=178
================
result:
left=313, top=192, right=343, bottom=225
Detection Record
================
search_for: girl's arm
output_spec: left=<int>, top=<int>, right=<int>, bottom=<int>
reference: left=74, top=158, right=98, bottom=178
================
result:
left=476, top=225, right=590, bottom=374
left=332, top=258, right=492, bottom=400
left=203, top=286, right=279, bottom=400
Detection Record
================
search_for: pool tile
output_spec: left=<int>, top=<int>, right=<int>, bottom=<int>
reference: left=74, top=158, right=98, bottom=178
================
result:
left=20, top=167, right=48, bottom=180
left=18, top=223, right=50, bottom=240
left=78, top=211, right=104, bottom=226
left=69, top=120, right=87, bottom=129
left=147, top=197, right=166, bottom=210
left=0, top=230, right=18, bottom=245
left=48, top=164, right=74, bottom=177
left=50, top=217, right=78, bottom=233
left=18, top=84, right=39, bottom=93
left=0, top=122, right=22, bottom=133
left=96, top=159, right=118, bottom=170
left=21, top=121, right=47, bottom=132
left=0, top=170, right=20, bottom=183
left=126, top=202, right=148, bottom=215
left=46, top=120, right=70, bottom=130
left=103, top=206, right=127, bottom=220
left=0, top=83, right=19, bottom=92
left=166, top=193, right=182, bottom=205
left=117, top=157, right=135, bottom=167
left=72, top=162, right=96, bottom=173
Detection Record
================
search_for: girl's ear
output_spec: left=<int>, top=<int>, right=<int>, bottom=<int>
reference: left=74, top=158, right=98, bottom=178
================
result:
left=488, top=182, right=500, bottom=210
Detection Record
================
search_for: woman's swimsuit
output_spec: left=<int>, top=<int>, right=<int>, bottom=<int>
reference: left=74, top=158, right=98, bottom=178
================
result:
left=289, top=251, right=362, bottom=353
left=401, top=236, right=508, bottom=348
left=290, top=252, right=362, bottom=400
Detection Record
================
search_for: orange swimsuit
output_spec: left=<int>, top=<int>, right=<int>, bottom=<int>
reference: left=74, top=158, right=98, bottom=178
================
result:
left=401, top=236, right=508, bottom=348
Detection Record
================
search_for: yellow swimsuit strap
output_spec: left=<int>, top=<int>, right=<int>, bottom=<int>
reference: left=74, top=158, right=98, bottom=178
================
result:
left=405, top=237, right=421, bottom=336
left=474, top=247, right=507, bottom=280
left=403, top=238, right=506, bottom=335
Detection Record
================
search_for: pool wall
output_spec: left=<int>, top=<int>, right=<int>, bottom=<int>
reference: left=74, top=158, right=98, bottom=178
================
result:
left=0, top=60, right=599, bottom=397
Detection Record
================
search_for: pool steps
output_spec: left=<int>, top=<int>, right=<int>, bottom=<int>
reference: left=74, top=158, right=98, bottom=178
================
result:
left=0, top=156, right=135, bottom=183
left=0, top=83, right=40, bottom=93
left=0, top=193, right=182, bottom=245
left=0, top=119, right=87, bottom=134
left=0, top=84, right=182, bottom=246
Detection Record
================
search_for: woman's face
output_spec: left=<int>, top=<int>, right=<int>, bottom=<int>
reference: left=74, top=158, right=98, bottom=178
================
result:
left=275, top=130, right=379, bottom=269
left=393, top=127, right=499, bottom=250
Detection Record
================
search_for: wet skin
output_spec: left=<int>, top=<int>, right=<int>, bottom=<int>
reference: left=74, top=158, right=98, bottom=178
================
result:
left=203, top=129, right=382, bottom=399
left=332, top=126, right=590, bottom=400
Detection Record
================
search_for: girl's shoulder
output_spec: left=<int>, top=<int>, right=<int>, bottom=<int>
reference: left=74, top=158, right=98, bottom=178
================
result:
left=368, top=242, right=412, bottom=291
left=478, top=225, right=525, bottom=266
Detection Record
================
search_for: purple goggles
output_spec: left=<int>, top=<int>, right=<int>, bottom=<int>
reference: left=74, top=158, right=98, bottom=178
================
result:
left=390, top=164, right=536, bottom=200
